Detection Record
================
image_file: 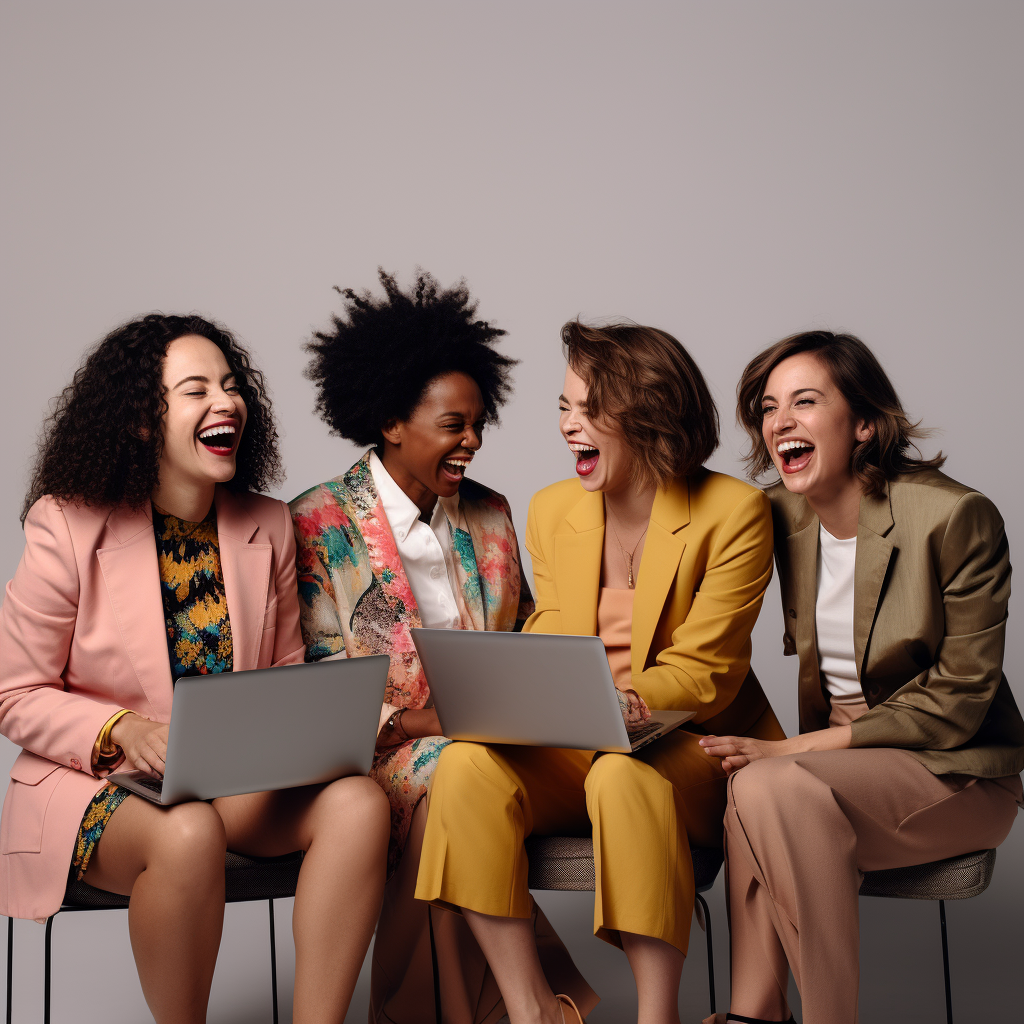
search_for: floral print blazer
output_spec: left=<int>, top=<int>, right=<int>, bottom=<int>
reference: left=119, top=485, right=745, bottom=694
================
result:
left=289, top=451, right=534, bottom=710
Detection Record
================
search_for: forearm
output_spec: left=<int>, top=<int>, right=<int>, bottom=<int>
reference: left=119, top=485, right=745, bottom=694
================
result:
left=780, top=725, right=851, bottom=755
left=1, top=687, right=130, bottom=772
left=398, top=708, right=441, bottom=739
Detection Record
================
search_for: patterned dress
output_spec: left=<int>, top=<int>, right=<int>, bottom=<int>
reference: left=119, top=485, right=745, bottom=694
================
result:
left=70, top=507, right=233, bottom=880
left=290, top=452, right=533, bottom=876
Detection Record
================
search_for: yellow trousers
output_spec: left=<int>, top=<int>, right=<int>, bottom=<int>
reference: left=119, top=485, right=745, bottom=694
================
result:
left=415, top=711, right=780, bottom=956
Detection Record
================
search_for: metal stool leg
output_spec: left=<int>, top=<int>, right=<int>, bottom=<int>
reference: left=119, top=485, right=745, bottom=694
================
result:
left=427, top=905, right=442, bottom=1024
left=695, top=893, right=716, bottom=1014
left=268, top=899, right=279, bottom=1024
left=43, top=915, right=54, bottom=1024
left=939, top=900, right=952, bottom=1024
left=6, top=917, right=12, bottom=1024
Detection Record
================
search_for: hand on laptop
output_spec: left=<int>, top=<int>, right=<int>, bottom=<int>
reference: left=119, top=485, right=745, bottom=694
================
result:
left=616, top=688, right=650, bottom=734
left=110, top=713, right=168, bottom=778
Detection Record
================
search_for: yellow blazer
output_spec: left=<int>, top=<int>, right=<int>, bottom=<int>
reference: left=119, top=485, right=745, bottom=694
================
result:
left=523, top=469, right=780, bottom=737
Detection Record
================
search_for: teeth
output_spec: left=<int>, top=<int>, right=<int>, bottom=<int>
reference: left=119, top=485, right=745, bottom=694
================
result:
left=777, top=439, right=812, bottom=454
left=444, top=459, right=469, bottom=470
left=568, top=443, right=599, bottom=453
left=199, top=425, right=236, bottom=442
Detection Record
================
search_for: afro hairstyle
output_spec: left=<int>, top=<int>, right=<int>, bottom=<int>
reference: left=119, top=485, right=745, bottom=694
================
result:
left=305, top=268, right=517, bottom=447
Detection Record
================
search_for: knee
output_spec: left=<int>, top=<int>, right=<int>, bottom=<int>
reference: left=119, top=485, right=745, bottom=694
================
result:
left=434, top=742, right=505, bottom=797
left=727, top=756, right=804, bottom=821
left=585, top=752, right=649, bottom=804
left=315, top=775, right=390, bottom=841
left=151, top=800, right=226, bottom=871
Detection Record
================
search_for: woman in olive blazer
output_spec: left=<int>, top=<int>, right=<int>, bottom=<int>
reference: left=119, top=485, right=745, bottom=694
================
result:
left=701, top=331, right=1023, bottom=1024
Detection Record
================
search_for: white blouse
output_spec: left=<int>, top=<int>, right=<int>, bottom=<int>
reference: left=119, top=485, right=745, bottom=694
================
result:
left=368, top=450, right=462, bottom=631
left=815, top=524, right=861, bottom=700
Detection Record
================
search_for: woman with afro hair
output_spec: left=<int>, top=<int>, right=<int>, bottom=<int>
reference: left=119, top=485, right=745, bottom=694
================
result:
left=0, top=314, right=391, bottom=1023
left=291, top=270, right=597, bottom=1024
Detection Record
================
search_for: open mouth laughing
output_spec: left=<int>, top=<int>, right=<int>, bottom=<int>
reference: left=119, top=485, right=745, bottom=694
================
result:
left=197, top=421, right=239, bottom=456
left=440, top=454, right=472, bottom=483
left=777, top=437, right=815, bottom=474
left=569, top=441, right=600, bottom=476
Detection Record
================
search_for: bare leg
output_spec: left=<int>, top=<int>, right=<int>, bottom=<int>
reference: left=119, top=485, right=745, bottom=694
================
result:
left=620, top=932, right=683, bottom=1024
left=215, top=775, right=390, bottom=1023
left=462, top=909, right=569, bottom=1024
left=83, top=795, right=227, bottom=1024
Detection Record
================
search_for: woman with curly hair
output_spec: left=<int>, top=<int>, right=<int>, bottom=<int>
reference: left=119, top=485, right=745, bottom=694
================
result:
left=291, top=270, right=596, bottom=1024
left=0, top=314, right=390, bottom=1024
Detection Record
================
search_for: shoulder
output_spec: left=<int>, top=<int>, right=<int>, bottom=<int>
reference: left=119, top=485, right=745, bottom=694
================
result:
left=526, top=477, right=587, bottom=521
left=690, top=469, right=767, bottom=512
left=223, top=489, right=294, bottom=543
left=763, top=479, right=812, bottom=539
left=459, top=477, right=517, bottom=524
left=24, top=494, right=114, bottom=549
left=288, top=476, right=351, bottom=519
left=889, top=470, right=1005, bottom=548
left=889, top=467, right=994, bottom=517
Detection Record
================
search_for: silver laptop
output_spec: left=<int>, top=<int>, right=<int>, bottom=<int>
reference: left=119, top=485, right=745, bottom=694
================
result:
left=108, top=655, right=389, bottom=805
left=410, top=629, right=693, bottom=753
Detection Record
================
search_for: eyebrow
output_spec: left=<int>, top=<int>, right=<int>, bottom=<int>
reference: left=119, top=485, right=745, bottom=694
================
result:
left=761, top=387, right=825, bottom=403
left=172, top=372, right=238, bottom=390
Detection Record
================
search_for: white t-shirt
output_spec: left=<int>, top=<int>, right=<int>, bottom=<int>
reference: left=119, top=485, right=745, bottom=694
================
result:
left=815, top=524, right=861, bottom=700
left=368, top=451, right=462, bottom=631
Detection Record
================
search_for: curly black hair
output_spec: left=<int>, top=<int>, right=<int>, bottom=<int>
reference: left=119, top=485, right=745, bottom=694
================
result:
left=305, top=269, right=517, bottom=446
left=23, top=313, right=281, bottom=522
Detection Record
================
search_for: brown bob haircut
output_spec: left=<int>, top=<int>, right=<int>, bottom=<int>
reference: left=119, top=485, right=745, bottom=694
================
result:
left=736, top=330, right=944, bottom=498
left=561, top=319, right=719, bottom=490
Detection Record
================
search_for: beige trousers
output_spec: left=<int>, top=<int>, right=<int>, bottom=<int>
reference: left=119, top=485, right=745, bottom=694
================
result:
left=723, top=701, right=1022, bottom=1023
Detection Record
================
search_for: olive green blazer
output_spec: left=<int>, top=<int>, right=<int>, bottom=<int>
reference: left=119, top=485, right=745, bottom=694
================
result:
left=770, top=468, right=1024, bottom=778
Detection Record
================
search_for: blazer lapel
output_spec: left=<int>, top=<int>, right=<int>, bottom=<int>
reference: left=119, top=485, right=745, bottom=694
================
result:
left=445, top=493, right=487, bottom=631
left=342, top=454, right=422, bottom=628
left=631, top=480, right=689, bottom=677
left=555, top=490, right=604, bottom=637
left=785, top=514, right=828, bottom=726
left=216, top=488, right=272, bottom=672
left=854, top=485, right=896, bottom=680
left=97, top=504, right=173, bottom=719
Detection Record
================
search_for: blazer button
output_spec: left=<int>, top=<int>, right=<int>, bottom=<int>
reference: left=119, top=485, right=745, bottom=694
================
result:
left=70, top=757, right=82, bottom=770
left=788, top=609, right=797, bottom=619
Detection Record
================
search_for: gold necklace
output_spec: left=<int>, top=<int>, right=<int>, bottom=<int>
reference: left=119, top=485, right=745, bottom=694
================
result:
left=606, top=515, right=650, bottom=590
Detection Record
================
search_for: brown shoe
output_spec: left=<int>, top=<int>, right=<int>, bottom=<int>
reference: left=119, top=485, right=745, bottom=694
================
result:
left=556, top=994, right=585, bottom=1023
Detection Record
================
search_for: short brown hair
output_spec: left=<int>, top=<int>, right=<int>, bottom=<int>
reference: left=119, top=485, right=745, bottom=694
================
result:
left=561, top=320, right=719, bottom=490
left=736, top=330, right=944, bottom=498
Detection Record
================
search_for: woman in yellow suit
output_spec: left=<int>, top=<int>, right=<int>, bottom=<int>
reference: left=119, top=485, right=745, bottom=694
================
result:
left=416, top=321, right=784, bottom=1024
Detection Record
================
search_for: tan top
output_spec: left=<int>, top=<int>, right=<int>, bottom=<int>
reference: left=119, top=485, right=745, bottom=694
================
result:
left=597, top=587, right=634, bottom=690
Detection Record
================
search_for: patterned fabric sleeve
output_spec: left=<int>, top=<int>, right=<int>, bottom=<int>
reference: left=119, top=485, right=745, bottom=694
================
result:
left=502, top=494, right=535, bottom=631
left=292, top=496, right=348, bottom=662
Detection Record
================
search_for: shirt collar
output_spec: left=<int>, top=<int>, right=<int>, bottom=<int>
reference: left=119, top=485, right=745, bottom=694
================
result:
left=368, top=450, right=441, bottom=537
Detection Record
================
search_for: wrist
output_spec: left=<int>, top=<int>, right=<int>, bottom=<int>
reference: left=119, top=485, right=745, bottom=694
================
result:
left=109, top=711, right=140, bottom=747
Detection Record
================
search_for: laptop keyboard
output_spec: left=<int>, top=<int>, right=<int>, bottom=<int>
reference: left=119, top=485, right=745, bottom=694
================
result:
left=132, top=774, right=164, bottom=796
left=628, top=721, right=664, bottom=750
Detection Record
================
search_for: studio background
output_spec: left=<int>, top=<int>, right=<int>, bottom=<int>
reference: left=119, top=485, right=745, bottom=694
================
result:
left=1, top=1, right=1020, bottom=1020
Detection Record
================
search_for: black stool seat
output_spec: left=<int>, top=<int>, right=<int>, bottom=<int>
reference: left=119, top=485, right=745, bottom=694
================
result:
left=60, top=850, right=305, bottom=911
left=859, top=849, right=996, bottom=901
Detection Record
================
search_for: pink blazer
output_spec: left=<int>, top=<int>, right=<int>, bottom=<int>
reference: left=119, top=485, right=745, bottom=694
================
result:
left=0, top=488, right=304, bottom=920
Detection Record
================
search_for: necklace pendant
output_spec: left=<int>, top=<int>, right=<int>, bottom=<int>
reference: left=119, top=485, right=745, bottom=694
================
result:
left=627, top=558, right=635, bottom=590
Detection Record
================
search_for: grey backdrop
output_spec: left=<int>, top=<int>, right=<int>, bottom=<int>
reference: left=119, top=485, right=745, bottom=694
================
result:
left=1, top=1, right=1020, bottom=1020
